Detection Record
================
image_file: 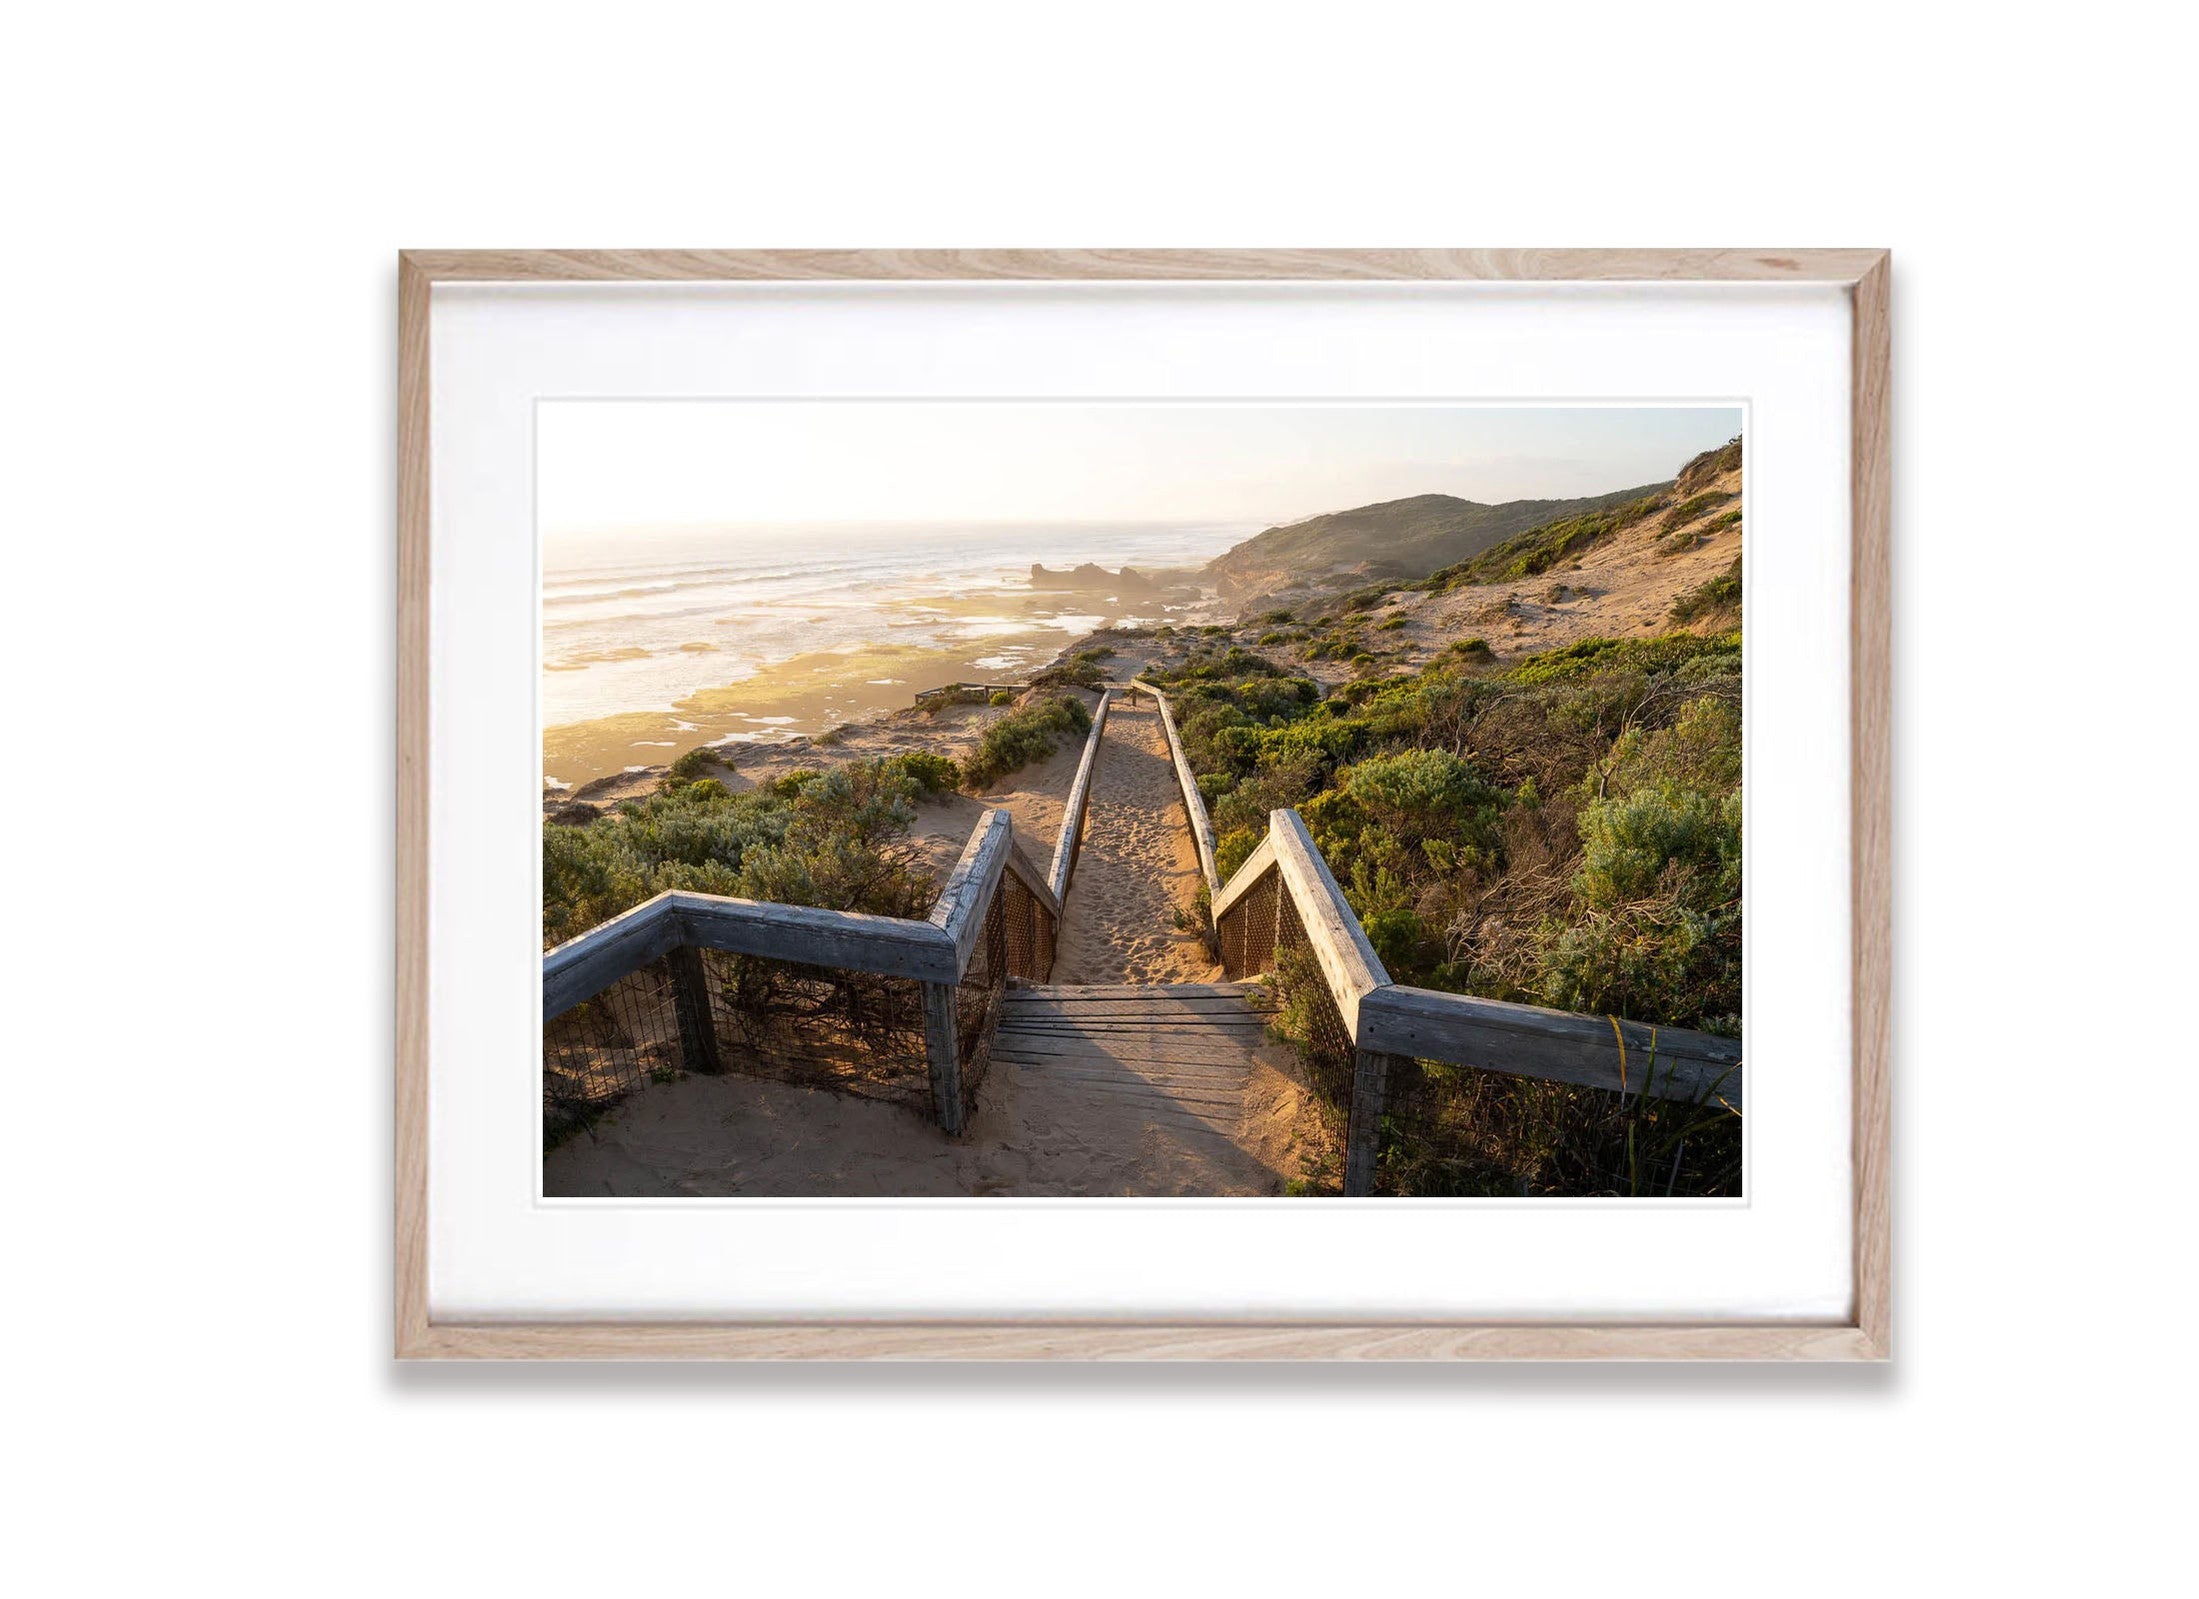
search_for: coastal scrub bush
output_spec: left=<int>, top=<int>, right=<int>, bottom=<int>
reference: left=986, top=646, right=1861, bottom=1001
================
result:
left=1669, top=558, right=1742, bottom=624
left=989, top=690, right=1014, bottom=706
left=541, top=755, right=937, bottom=945
left=919, top=685, right=993, bottom=714
left=1214, top=827, right=1261, bottom=883
left=962, top=694, right=1092, bottom=788
left=1676, top=436, right=1743, bottom=490
left=1159, top=620, right=1745, bottom=1192
left=667, top=745, right=722, bottom=782
left=1659, top=491, right=1736, bottom=534
left=885, top=750, right=959, bottom=795
left=1411, top=496, right=1664, bottom=591
left=1378, top=615, right=1410, bottom=631
left=1030, top=648, right=1113, bottom=690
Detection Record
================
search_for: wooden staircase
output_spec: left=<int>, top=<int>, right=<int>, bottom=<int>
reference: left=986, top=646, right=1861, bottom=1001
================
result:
left=991, top=982, right=1281, bottom=1136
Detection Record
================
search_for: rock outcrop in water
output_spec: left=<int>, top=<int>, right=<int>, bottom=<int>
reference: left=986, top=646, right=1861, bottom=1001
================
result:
left=1029, top=562, right=1159, bottom=595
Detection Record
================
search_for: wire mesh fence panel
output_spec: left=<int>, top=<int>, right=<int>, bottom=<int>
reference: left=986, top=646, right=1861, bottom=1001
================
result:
left=697, top=948, right=933, bottom=1111
left=1371, top=1052, right=1746, bottom=1198
left=952, top=883, right=1011, bottom=1120
left=1265, top=885, right=1358, bottom=1123
left=543, top=957, right=684, bottom=1141
left=1000, top=868, right=1055, bottom=981
left=1217, top=864, right=1280, bottom=980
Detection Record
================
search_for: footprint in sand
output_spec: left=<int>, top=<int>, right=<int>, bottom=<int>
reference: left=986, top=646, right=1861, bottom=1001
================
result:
left=1050, top=704, right=1224, bottom=985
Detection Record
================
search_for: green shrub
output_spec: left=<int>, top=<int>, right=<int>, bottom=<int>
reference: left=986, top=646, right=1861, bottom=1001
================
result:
left=1676, top=436, right=1743, bottom=488
left=1416, top=495, right=1664, bottom=589
left=1669, top=557, right=1742, bottom=624
left=1177, top=619, right=1745, bottom=1193
left=1030, top=647, right=1115, bottom=690
left=989, top=690, right=1015, bottom=706
left=542, top=755, right=936, bottom=945
left=666, top=746, right=721, bottom=782
left=1214, top=826, right=1261, bottom=882
left=1499, top=631, right=1740, bottom=688
left=962, top=694, right=1092, bottom=788
left=1378, top=615, right=1410, bottom=631
left=1660, top=491, right=1736, bottom=533
left=886, top=750, right=960, bottom=795
left=919, top=685, right=992, bottom=714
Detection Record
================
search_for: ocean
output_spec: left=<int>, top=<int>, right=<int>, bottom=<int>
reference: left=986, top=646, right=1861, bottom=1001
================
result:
left=542, top=519, right=1248, bottom=735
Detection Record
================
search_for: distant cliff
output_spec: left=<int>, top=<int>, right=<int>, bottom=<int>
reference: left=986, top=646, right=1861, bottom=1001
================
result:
left=1030, top=562, right=1160, bottom=595
left=1202, top=485, right=1669, bottom=597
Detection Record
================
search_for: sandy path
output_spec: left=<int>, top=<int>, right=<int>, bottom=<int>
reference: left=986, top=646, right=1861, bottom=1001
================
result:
left=1050, top=703, right=1223, bottom=984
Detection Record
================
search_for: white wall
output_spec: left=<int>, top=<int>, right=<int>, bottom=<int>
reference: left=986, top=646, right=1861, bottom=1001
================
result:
left=7, top=3, right=2187, bottom=1593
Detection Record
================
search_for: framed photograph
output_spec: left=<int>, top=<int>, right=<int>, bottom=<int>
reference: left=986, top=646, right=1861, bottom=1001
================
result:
left=398, top=249, right=1889, bottom=1359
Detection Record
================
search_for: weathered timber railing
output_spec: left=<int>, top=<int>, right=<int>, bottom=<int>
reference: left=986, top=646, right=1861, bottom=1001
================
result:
left=1130, top=677, right=1220, bottom=896
left=1214, top=808, right=1744, bottom=1195
left=543, top=808, right=1060, bottom=1137
left=1046, top=688, right=1110, bottom=902
left=912, top=681, right=1025, bottom=704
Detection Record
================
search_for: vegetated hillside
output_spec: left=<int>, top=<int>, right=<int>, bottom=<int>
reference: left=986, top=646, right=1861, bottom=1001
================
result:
left=540, top=752, right=962, bottom=946
left=1149, top=626, right=1742, bottom=1197
left=1112, top=438, right=1748, bottom=1195
left=1203, top=483, right=1668, bottom=600
left=1210, top=438, right=1742, bottom=674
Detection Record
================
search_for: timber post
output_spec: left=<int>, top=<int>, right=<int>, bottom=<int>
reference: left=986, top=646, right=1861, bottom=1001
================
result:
left=922, top=981, right=966, bottom=1135
left=1343, top=1048, right=1392, bottom=1196
left=667, top=944, right=723, bottom=1075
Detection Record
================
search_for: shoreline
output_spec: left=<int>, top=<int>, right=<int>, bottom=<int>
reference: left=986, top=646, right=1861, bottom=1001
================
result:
left=544, top=579, right=1228, bottom=789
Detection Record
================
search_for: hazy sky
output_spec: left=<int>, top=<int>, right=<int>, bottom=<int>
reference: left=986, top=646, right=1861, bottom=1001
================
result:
left=539, top=402, right=1741, bottom=543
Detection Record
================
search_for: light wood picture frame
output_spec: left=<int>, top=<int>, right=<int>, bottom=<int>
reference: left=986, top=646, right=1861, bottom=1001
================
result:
left=397, top=249, right=1890, bottom=1360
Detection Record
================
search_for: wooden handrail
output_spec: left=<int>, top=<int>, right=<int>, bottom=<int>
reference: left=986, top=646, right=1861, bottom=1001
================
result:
left=1266, top=809, right=1388, bottom=1037
left=544, top=807, right=1049, bottom=1021
left=542, top=892, right=692, bottom=1021
left=912, top=681, right=1024, bottom=700
left=1358, top=987, right=1743, bottom=1111
left=543, top=891, right=960, bottom=1020
left=929, top=808, right=1015, bottom=973
left=1210, top=832, right=1276, bottom=922
left=1047, top=688, right=1111, bottom=902
left=1210, top=808, right=1744, bottom=1111
left=1003, top=843, right=1062, bottom=923
left=1132, top=676, right=1220, bottom=895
